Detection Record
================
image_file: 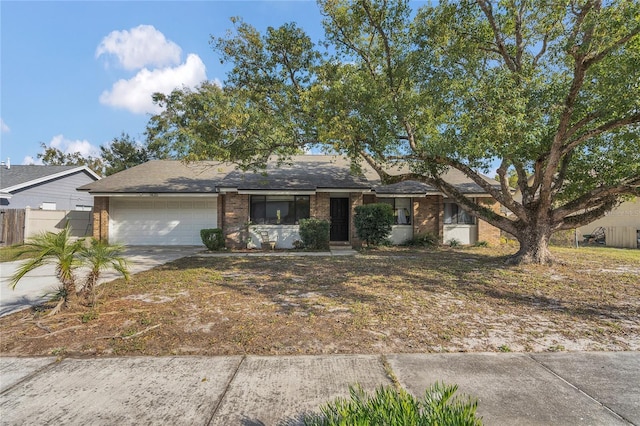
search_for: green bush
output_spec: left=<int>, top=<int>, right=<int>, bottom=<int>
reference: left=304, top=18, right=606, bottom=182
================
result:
left=299, top=219, right=330, bottom=250
left=404, top=232, right=438, bottom=248
left=200, top=228, right=225, bottom=251
left=304, top=383, right=482, bottom=426
left=474, top=240, right=489, bottom=247
left=354, top=203, right=394, bottom=246
left=447, top=238, right=461, bottom=247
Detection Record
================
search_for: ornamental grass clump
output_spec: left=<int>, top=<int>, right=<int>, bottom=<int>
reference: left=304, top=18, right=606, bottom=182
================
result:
left=304, top=382, right=482, bottom=426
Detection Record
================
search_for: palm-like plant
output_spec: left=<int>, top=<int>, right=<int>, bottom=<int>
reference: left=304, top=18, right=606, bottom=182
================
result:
left=79, top=239, right=130, bottom=305
left=10, top=225, right=84, bottom=313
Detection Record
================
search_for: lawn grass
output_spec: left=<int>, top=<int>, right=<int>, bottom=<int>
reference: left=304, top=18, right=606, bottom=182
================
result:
left=0, top=245, right=33, bottom=263
left=1, top=245, right=638, bottom=357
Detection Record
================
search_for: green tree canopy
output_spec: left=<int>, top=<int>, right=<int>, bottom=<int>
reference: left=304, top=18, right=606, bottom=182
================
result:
left=146, top=0, right=640, bottom=264
left=37, top=142, right=104, bottom=174
left=100, top=133, right=152, bottom=176
left=36, top=132, right=166, bottom=176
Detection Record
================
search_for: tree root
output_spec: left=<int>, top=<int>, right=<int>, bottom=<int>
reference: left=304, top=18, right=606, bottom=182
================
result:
left=35, top=322, right=52, bottom=333
left=26, top=325, right=83, bottom=339
left=47, top=299, right=65, bottom=316
left=96, top=324, right=161, bottom=340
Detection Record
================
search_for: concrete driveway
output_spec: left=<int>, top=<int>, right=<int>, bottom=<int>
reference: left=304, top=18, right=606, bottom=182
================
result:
left=0, top=246, right=203, bottom=317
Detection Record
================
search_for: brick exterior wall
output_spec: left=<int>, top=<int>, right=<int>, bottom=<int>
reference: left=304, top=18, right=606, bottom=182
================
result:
left=362, top=194, right=376, bottom=204
left=477, top=198, right=502, bottom=246
left=217, top=196, right=224, bottom=232
left=413, top=196, right=443, bottom=242
left=223, top=193, right=250, bottom=248
left=349, top=192, right=364, bottom=247
left=92, top=196, right=109, bottom=242
left=313, top=193, right=331, bottom=221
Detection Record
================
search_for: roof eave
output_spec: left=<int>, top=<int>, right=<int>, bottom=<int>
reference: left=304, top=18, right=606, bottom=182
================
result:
left=3, top=166, right=100, bottom=193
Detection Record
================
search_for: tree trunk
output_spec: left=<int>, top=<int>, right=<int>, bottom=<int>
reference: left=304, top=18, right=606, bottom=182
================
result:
left=508, top=225, right=556, bottom=265
left=63, top=279, right=78, bottom=308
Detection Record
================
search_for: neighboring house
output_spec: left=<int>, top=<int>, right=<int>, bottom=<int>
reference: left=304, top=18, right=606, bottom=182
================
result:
left=79, top=155, right=502, bottom=248
left=0, top=164, right=100, bottom=210
left=511, top=177, right=639, bottom=249
left=577, top=199, right=640, bottom=249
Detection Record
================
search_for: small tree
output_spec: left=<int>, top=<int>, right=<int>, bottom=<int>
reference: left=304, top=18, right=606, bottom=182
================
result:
left=299, top=218, right=330, bottom=250
left=354, top=203, right=394, bottom=247
left=80, top=239, right=130, bottom=306
left=11, top=226, right=130, bottom=314
left=10, top=225, right=84, bottom=314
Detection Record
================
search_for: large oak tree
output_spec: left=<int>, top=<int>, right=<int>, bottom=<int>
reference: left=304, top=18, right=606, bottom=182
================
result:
left=146, top=0, right=640, bottom=264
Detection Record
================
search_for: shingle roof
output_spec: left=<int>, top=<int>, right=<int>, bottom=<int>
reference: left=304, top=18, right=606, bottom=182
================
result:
left=222, top=156, right=371, bottom=191
left=78, top=155, right=499, bottom=195
left=1, top=165, right=99, bottom=192
left=77, top=160, right=233, bottom=193
left=374, top=168, right=499, bottom=195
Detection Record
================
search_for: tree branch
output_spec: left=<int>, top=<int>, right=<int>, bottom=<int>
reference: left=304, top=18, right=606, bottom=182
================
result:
left=561, top=112, right=640, bottom=156
left=556, top=196, right=620, bottom=230
left=585, top=26, right=640, bottom=67
left=476, top=0, right=518, bottom=72
left=552, top=177, right=640, bottom=222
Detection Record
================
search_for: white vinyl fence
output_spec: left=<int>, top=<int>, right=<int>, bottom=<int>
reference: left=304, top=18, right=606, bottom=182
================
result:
left=24, top=207, right=92, bottom=240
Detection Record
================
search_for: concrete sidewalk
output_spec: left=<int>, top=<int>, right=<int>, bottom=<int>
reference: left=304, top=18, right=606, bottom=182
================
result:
left=1, top=352, right=638, bottom=425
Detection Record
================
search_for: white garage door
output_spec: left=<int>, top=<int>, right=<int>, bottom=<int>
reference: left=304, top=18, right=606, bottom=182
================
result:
left=110, top=197, right=217, bottom=245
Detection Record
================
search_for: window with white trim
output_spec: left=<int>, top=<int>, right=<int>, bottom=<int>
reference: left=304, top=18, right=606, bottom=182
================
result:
left=250, top=195, right=310, bottom=225
left=444, top=202, right=475, bottom=225
left=378, top=198, right=412, bottom=225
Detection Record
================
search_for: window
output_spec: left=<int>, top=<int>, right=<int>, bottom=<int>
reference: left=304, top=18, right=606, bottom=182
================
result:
left=75, top=205, right=92, bottom=211
left=41, top=202, right=56, bottom=210
left=378, top=198, right=412, bottom=225
left=250, top=195, right=310, bottom=225
left=444, top=202, right=475, bottom=225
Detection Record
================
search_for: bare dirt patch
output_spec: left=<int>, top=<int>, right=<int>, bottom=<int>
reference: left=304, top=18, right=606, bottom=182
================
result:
left=1, top=246, right=638, bottom=357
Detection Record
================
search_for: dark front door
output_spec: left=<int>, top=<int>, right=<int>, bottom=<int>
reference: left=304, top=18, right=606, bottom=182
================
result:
left=330, top=198, right=349, bottom=241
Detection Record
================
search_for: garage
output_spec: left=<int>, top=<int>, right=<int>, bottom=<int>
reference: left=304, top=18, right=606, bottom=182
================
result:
left=109, top=197, right=217, bottom=245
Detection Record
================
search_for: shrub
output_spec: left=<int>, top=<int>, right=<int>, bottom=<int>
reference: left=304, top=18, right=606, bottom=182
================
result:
left=447, top=238, right=461, bottom=247
left=404, top=232, right=438, bottom=248
left=474, top=240, right=489, bottom=248
left=299, top=219, right=330, bottom=250
left=354, top=203, right=394, bottom=246
left=304, top=383, right=482, bottom=425
left=200, top=228, right=225, bottom=251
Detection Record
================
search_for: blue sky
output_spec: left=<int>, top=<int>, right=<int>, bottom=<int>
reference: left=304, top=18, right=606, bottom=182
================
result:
left=1, top=1, right=327, bottom=166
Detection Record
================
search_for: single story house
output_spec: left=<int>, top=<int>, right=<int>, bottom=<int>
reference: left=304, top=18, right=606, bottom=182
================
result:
left=78, top=155, right=501, bottom=248
left=1, top=163, right=100, bottom=210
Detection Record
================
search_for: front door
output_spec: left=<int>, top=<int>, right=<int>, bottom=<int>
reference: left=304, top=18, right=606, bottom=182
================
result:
left=330, top=198, right=349, bottom=241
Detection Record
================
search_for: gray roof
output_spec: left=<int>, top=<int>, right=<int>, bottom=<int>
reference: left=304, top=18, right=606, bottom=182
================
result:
left=374, top=168, right=499, bottom=195
left=222, top=156, right=371, bottom=191
left=79, top=155, right=499, bottom=195
left=1, top=165, right=100, bottom=192
left=77, top=160, right=233, bottom=193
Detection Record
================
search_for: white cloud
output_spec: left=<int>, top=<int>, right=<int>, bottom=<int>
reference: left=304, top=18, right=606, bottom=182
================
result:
left=1, top=118, right=9, bottom=133
left=99, top=54, right=208, bottom=114
left=22, top=156, right=42, bottom=165
left=96, top=25, right=181, bottom=71
left=49, top=134, right=101, bottom=157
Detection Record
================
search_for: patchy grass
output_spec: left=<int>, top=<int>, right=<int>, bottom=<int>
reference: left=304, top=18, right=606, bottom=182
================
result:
left=1, top=246, right=638, bottom=357
left=0, top=245, right=34, bottom=263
